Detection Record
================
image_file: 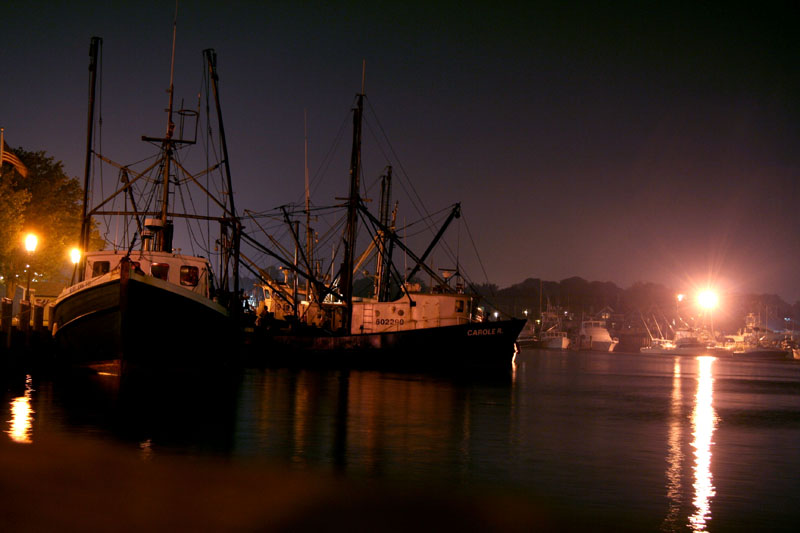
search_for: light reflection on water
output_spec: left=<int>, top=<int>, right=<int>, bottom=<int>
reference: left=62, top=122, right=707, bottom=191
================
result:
left=2, top=350, right=799, bottom=530
left=689, top=356, right=717, bottom=531
left=6, top=374, right=34, bottom=444
left=663, top=359, right=684, bottom=531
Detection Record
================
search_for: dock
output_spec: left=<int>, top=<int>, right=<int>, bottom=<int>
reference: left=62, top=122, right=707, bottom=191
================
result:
left=0, top=297, right=54, bottom=369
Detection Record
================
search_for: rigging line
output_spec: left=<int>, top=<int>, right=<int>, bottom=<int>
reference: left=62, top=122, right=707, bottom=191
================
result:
left=173, top=151, right=208, bottom=256
left=305, top=108, right=352, bottom=202
left=174, top=169, right=199, bottom=256
left=364, top=97, right=433, bottom=230
left=460, top=212, right=491, bottom=290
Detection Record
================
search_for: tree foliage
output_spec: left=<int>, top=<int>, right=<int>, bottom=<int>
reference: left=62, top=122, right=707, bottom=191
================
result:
left=0, top=147, right=101, bottom=296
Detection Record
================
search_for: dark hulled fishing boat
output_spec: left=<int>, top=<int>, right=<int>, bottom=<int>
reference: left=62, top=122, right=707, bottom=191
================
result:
left=51, top=35, right=241, bottom=373
left=245, top=81, right=524, bottom=370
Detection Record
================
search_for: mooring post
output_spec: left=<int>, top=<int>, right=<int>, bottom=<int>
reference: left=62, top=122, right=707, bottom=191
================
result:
left=33, top=304, right=44, bottom=332
left=19, top=300, right=31, bottom=334
left=2, top=297, right=12, bottom=350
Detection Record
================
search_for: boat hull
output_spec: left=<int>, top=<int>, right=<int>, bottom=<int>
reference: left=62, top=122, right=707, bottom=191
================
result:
left=580, top=339, right=618, bottom=352
left=732, top=348, right=790, bottom=360
left=640, top=346, right=715, bottom=356
left=52, top=267, right=233, bottom=372
left=543, top=336, right=570, bottom=350
left=253, top=318, right=526, bottom=370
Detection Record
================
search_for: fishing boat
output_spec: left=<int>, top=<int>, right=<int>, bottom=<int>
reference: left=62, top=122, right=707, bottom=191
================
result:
left=51, top=36, right=241, bottom=373
left=577, top=320, right=619, bottom=352
left=517, top=307, right=571, bottom=349
left=245, top=82, right=524, bottom=370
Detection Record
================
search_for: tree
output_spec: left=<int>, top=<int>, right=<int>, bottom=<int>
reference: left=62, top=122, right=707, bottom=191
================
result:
left=0, top=147, right=100, bottom=297
left=0, top=176, right=31, bottom=295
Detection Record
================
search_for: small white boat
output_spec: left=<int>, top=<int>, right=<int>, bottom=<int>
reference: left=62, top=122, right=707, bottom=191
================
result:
left=540, top=329, right=571, bottom=350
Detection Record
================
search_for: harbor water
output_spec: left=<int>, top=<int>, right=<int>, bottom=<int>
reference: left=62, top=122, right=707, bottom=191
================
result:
left=2, top=347, right=799, bottom=530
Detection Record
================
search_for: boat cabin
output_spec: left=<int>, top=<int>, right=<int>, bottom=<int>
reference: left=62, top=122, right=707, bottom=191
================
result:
left=82, top=250, right=213, bottom=298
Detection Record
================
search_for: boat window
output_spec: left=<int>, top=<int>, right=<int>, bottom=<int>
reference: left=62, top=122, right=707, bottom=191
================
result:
left=151, top=263, right=170, bottom=281
left=91, top=261, right=110, bottom=277
left=180, top=265, right=199, bottom=287
left=456, top=300, right=465, bottom=313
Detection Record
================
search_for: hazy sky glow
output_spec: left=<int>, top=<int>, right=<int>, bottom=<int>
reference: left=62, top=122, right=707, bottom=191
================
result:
left=2, top=2, right=798, bottom=301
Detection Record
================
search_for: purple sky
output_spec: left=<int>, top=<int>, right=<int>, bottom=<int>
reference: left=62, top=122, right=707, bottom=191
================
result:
left=2, top=2, right=798, bottom=302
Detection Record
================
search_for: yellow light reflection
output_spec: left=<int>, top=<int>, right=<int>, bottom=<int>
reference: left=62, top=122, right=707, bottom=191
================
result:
left=689, top=356, right=718, bottom=531
left=7, top=375, right=34, bottom=444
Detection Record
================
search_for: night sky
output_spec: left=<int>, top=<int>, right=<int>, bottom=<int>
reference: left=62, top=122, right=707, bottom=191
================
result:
left=2, top=2, right=798, bottom=302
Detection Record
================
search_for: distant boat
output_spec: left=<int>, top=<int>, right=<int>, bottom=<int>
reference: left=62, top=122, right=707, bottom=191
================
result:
left=51, top=38, right=241, bottom=373
left=516, top=306, right=570, bottom=350
left=732, top=346, right=790, bottom=360
left=640, top=336, right=710, bottom=356
left=578, top=320, right=619, bottom=352
left=539, top=329, right=571, bottom=350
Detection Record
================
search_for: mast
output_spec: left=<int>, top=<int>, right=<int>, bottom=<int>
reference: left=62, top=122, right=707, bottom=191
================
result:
left=78, top=36, right=102, bottom=281
left=340, top=64, right=365, bottom=332
left=159, top=5, right=179, bottom=231
left=204, top=48, right=241, bottom=308
left=304, top=109, right=314, bottom=305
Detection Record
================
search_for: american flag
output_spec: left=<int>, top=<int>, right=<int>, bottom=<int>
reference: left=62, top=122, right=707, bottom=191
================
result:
left=1, top=141, right=29, bottom=177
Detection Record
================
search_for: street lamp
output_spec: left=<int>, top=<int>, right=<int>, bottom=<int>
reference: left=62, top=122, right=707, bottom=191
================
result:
left=697, top=289, right=719, bottom=341
left=23, top=233, right=38, bottom=301
left=69, top=247, right=81, bottom=284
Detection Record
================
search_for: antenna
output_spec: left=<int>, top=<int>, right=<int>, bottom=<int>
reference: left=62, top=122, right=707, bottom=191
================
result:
left=166, top=0, right=179, bottom=138
left=361, top=59, right=366, bottom=95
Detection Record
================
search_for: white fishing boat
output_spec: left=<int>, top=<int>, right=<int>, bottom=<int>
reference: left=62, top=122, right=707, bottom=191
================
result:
left=578, top=320, right=619, bottom=352
left=540, top=329, right=571, bottom=349
left=51, top=36, right=241, bottom=373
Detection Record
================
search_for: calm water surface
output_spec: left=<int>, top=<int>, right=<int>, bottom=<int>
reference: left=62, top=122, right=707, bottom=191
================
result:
left=4, top=348, right=800, bottom=531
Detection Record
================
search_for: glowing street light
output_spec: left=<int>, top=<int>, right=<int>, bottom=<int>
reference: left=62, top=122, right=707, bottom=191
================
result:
left=23, top=233, right=38, bottom=301
left=70, top=247, right=81, bottom=265
left=697, top=290, right=718, bottom=310
left=697, top=289, right=719, bottom=341
left=24, top=233, right=38, bottom=254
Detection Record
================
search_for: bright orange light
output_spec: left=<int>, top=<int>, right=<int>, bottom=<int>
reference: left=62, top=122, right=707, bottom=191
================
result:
left=70, top=248, right=81, bottom=264
left=697, top=290, right=718, bottom=310
left=24, top=233, right=38, bottom=253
